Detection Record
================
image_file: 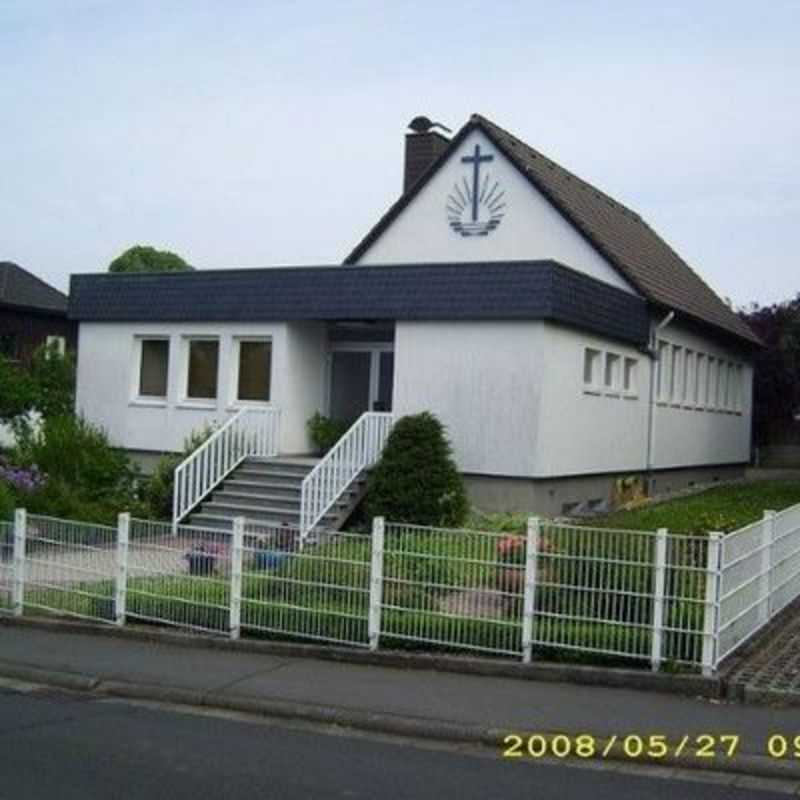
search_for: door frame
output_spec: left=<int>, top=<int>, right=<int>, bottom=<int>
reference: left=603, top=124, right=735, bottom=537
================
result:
left=325, top=341, right=394, bottom=417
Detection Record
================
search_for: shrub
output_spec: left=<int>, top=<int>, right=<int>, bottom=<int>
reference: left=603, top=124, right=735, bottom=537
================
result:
left=144, top=426, right=216, bottom=519
left=0, top=482, right=15, bottom=523
left=306, top=412, right=349, bottom=455
left=365, top=412, right=468, bottom=527
left=13, top=415, right=137, bottom=503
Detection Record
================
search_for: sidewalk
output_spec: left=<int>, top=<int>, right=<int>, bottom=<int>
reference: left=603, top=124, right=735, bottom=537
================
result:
left=0, top=620, right=798, bottom=778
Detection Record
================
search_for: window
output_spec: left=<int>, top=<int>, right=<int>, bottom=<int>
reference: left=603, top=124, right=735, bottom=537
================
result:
left=670, top=346, right=683, bottom=404
left=707, top=357, right=717, bottom=410
left=684, top=350, right=695, bottom=407
left=735, top=365, right=744, bottom=413
left=583, top=348, right=601, bottom=390
left=718, top=361, right=727, bottom=412
left=0, top=334, right=18, bottom=360
left=46, top=335, right=66, bottom=356
left=138, top=339, right=169, bottom=398
left=236, top=340, right=272, bottom=402
left=657, top=341, right=670, bottom=402
left=186, top=339, right=219, bottom=400
left=695, top=354, right=706, bottom=409
left=604, top=353, right=621, bottom=392
left=623, top=357, right=638, bottom=395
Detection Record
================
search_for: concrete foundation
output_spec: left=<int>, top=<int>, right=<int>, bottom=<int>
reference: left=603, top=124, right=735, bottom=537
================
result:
left=464, top=464, right=747, bottom=516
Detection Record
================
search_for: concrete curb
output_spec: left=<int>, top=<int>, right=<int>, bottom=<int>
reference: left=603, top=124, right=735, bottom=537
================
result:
left=0, top=662, right=797, bottom=782
left=0, top=616, right=721, bottom=699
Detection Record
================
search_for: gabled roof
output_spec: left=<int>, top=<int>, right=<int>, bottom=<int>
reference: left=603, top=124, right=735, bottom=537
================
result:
left=345, top=114, right=759, bottom=347
left=69, top=260, right=650, bottom=347
left=0, top=262, right=68, bottom=314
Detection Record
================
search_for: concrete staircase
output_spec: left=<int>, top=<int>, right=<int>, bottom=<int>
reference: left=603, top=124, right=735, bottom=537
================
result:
left=186, top=457, right=366, bottom=532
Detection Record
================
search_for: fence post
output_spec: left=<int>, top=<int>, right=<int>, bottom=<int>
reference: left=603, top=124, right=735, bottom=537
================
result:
left=701, top=531, right=723, bottom=676
left=115, top=512, right=130, bottom=626
left=230, top=516, right=245, bottom=640
left=522, top=517, right=540, bottom=663
left=762, top=510, right=776, bottom=620
left=650, top=527, right=668, bottom=672
left=368, top=516, right=385, bottom=651
left=12, top=508, right=26, bottom=617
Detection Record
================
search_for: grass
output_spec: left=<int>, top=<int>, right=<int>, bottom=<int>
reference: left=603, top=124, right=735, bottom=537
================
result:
left=588, top=479, right=800, bottom=535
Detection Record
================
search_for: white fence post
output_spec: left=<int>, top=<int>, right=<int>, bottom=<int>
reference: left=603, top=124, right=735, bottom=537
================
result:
left=12, top=508, right=26, bottom=617
left=762, top=510, right=776, bottom=620
left=230, top=516, right=245, bottom=640
left=368, top=516, right=385, bottom=652
left=115, top=512, right=130, bottom=626
left=650, top=527, right=668, bottom=672
left=522, top=517, right=540, bottom=664
left=701, top=531, right=723, bottom=676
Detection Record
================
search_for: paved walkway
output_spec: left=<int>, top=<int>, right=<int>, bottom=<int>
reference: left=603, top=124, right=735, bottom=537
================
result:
left=0, top=622, right=799, bottom=761
left=724, top=599, right=800, bottom=700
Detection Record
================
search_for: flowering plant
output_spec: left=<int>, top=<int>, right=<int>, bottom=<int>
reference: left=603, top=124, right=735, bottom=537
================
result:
left=496, top=534, right=526, bottom=566
left=0, top=457, right=46, bottom=493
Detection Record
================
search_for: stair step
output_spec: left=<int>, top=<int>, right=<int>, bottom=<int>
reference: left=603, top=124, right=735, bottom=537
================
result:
left=240, top=460, right=317, bottom=477
left=212, top=490, right=301, bottom=509
left=223, top=479, right=301, bottom=496
left=233, top=468, right=306, bottom=484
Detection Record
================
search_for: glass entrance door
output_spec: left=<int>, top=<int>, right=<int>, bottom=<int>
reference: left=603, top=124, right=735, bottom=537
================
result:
left=328, top=349, right=394, bottom=423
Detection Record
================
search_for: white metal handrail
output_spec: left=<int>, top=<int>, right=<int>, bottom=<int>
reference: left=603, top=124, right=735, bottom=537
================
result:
left=172, top=406, right=281, bottom=524
left=300, top=412, right=394, bottom=540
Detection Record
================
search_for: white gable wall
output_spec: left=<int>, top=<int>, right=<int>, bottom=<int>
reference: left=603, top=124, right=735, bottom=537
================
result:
left=355, top=130, right=637, bottom=296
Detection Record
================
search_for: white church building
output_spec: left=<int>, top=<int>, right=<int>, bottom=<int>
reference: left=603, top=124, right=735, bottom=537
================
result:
left=69, top=114, right=759, bottom=530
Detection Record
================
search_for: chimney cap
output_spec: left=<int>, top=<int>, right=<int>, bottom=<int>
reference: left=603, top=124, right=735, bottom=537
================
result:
left=408, top=115, right=452, bottom=135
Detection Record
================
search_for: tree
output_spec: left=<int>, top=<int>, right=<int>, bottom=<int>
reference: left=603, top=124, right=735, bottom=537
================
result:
left=739, top=295, right=800, bottom=446
left=365, top=412, right=468, bottom=527
left=108, top=245, right=192, bottom=273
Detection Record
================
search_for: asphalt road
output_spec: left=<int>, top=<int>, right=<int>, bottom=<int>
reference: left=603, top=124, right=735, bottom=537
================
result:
left=0, top=685, right=790, bottom=800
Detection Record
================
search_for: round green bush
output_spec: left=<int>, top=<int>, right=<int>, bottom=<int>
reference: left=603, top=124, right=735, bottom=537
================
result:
left=365, top=412, right=468, bottom=527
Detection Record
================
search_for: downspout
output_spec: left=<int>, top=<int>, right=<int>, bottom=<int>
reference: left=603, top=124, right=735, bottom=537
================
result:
left=645, top=310, right=675, bottom=491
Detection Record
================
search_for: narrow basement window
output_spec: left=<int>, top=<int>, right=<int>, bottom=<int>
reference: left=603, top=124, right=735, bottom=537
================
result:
left=604, top=353, right=621, bottom=392
left=623, top=357, right=638, bottom=395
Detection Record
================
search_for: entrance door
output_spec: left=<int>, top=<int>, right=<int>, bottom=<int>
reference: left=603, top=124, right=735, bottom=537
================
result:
left=328, top=348, right=394, bottom=423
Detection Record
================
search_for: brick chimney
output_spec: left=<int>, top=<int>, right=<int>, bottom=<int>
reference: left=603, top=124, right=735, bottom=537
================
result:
left=404, top=116, right=451, bottom=193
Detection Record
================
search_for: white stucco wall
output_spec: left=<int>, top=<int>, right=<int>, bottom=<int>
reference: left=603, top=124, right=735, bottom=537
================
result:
left=392, top=320, right=545, bottom=477
left=75, top=320, right=327, bottom=455
left=355, top=130, right=636, bottom=295
left=535, top=325, right=650, bottom=477
left=651, top=322, right=753, bottom=469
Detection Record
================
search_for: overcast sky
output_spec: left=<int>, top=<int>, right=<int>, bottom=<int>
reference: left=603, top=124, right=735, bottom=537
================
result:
left=1, top=1, right=797, bottom=308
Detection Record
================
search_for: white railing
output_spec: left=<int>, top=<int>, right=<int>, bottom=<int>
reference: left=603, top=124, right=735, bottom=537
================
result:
left=300, top=412, right=394, bottom=540
left=173, top=407, right=281, bottom=524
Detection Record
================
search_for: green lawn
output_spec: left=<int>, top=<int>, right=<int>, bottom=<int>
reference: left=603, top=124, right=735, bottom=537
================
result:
left=588, top=479, right=800, bottom=535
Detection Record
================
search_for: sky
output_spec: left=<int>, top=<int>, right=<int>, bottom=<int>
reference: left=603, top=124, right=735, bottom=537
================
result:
left=1, top=1, right=798, bottom=308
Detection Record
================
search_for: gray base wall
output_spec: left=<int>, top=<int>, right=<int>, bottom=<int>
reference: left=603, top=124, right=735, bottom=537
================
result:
left=464, top=464, right=747, bottom=517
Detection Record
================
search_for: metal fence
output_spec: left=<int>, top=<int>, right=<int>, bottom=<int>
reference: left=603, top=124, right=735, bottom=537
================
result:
left=22, top=512, right=117, bottom=623
left=717, top=504, right=800, bottom=665
left=0, top=520, right=12, bottom=614
left=3, top=502, right=800, bottom=673
left=240, top=522, right=371, bottom=647
left=126, top=518, right=233, bottom=635
left=380, top=521, right=525, bottom=657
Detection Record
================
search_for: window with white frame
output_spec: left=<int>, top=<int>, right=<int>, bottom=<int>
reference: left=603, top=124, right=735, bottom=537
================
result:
left=734, top=364, right=744, bottom=413
left=718, top=361, right=727, bottom=412
left=46, top=335, right=66, bottom=356
left=684, top=350, right=695, bottom=407
left=695, top=353, right=706, bottom=409
left=583, top=348, right=602, bottom=391
left=604, top=352, right=621, bottom=393
left=235, top=339, right=272, bottom=402
left=670, top=345, right=683, bottom=404
left=186, top=338, right=219, bottom=400
left=137, top=338, right=169, bottom=398
left=707, top=357, right=717, bottom=410
left=657, top=340, right=670, bottom=402
left=623, top=357, right=638, bottom=396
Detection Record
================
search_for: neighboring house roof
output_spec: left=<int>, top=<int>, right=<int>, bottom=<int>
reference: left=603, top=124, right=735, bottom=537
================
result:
left=345, top=114, right=759, bottom=347
left=69, top=260, right=650, bottom=346
left=0, top=261, right=68, bottom=314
